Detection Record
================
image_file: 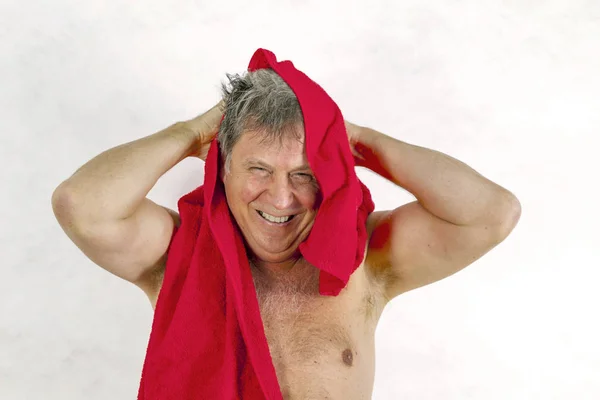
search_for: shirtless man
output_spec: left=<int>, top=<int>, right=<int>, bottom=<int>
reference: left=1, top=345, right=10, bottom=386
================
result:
left=51, top=69, right=521, bottom=399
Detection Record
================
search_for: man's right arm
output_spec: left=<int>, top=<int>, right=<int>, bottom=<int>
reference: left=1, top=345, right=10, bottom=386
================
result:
left=51, top=120, right=202, bottom=301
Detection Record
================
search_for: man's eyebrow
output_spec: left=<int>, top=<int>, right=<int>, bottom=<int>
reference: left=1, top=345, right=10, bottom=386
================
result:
left=290, top=165, right=313, bottom=173
left=242, top=158, right=271, bottom=168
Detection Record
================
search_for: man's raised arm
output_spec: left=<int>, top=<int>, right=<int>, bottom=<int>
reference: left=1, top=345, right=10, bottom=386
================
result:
left=348, top=123, right=521, bottom=300
left=51, top=101, right=223, bottom=295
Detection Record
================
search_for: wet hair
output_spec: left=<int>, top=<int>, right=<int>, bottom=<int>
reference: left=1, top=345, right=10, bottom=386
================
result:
left=218, top=68, right=305, bottom=172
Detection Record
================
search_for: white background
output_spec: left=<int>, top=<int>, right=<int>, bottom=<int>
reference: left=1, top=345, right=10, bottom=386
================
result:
left=1, top=0, right=598, bottom=399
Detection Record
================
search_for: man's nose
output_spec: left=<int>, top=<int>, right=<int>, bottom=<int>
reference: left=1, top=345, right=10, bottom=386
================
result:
left=268, top=175, right=294, bottom=211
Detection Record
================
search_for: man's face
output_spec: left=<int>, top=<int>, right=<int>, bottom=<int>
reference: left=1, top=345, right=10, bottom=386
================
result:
left=222, top=129, right=320, bottom=263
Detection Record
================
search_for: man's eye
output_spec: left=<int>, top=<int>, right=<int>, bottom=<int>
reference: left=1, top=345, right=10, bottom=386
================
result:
left=294, top=173, right=314, bottom=181
left=251, top=167, right=269, bottom=174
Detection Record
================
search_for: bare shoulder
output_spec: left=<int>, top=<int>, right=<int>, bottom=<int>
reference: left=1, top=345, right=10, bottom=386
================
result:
left=362, top=198, right=520, bottom=302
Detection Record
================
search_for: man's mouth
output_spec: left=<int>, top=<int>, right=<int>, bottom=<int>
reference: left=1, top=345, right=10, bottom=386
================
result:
left=257, top=210, right=295, bottom=224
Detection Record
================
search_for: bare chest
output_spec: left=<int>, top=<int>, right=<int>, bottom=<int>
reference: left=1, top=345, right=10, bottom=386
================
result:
left=251, top=263, right=385, bottom=400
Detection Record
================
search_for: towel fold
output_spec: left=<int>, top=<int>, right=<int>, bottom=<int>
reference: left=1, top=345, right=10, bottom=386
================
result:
left=137, top=48, right=375, bottom=400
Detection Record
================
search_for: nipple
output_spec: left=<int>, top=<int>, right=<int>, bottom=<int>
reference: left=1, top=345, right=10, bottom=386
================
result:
left=342, top=348, right=354, bottom=366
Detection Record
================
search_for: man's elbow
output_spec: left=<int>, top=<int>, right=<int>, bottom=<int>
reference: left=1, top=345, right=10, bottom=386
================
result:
left=491, top=191, right=522, bottom=242
left=52, top=182, right=80, bottom=222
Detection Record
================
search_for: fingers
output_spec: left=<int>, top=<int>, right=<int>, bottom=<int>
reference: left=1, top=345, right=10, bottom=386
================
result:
left=185, top=101, right=225, bottom=141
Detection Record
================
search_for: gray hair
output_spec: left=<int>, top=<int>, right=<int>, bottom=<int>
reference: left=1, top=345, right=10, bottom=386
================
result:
left=218, top=68, right=305, bottom=173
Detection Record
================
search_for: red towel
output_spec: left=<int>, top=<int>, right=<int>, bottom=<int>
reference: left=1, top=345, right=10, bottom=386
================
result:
left=137, top=48, right=375, bottom=400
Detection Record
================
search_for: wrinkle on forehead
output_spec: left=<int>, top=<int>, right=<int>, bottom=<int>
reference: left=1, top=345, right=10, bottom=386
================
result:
left=246, top=124, right=305, bottom=149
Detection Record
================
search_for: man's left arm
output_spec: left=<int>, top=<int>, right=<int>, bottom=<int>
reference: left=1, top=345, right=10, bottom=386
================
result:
left=348, top=123, right=522, bottom=301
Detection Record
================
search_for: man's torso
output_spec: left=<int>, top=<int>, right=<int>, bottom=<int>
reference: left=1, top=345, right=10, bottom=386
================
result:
left=250, top=257, right=387, bottom=400
left=146, top=236, right=388, bottom=400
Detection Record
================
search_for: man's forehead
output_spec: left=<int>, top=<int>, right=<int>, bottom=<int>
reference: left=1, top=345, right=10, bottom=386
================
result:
left=239, top=128, right=306, bottom=150
left=244, top=127, right=305, bottom=141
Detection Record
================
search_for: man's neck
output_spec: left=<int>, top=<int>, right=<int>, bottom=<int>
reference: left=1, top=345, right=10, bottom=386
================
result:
left=248, top=255, right=305, bottom=281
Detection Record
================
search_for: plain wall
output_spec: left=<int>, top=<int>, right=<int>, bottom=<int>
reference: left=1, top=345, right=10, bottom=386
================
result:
left=1, top=0, right=598, bottom=398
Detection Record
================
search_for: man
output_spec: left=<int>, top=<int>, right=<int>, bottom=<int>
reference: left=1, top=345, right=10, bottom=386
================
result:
left=52, top=68, right=521, bottom=399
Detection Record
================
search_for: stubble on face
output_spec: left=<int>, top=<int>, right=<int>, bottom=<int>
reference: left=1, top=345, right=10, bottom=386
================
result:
left=222, top=130, right=320, bottom=266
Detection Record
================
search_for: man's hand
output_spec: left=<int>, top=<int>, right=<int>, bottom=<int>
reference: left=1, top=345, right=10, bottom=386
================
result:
left=182, top=100, right=225, bottom=161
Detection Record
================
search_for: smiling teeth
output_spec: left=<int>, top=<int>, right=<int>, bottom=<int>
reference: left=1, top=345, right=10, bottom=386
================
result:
left=259, top=211, right=291, bottom=223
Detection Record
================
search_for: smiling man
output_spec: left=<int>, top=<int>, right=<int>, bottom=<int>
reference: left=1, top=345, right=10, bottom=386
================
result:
left=52, top=67, right=520, bottom=399
left=223, top=130, right=320, bottom=269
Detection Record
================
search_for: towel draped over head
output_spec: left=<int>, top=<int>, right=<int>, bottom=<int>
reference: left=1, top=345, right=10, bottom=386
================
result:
left=137, top=48, right=375, bottom=400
